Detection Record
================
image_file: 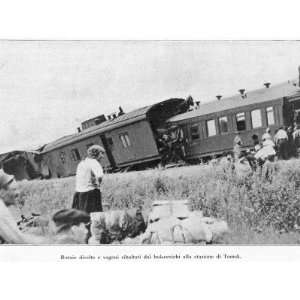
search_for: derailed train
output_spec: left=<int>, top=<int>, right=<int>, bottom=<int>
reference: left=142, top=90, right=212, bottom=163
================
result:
left=2, top=78, right=300, bottom=180
left=37, top=98, right=188, bottom=178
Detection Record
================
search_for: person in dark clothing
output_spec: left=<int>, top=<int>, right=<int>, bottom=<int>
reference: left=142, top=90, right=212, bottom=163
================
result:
left=157, top=133, right=172, bottom=166
left=293, top=124, right=300, bottom=156
left=287, top=126, right=297, bottom=158
left=243, top=134, right=261, bottom=171
left=52, top=209, right=91, bottom=244
left=168, top=125, right=186, bottom=163
left=178, top=96, right=194, bottom=114
left=274, top=127, right=289, bottom=160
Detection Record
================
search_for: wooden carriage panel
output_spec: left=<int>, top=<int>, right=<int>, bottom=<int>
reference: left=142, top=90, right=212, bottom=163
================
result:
left=42, top=135, right=110, bottom=178
left=173, top=98, right=285, bottom=159
left=105, top=120, right=159, bottom=166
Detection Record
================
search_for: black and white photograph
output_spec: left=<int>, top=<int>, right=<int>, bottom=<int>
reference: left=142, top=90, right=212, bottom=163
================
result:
left=1, top=40, right=300, bottom=247
left=2, top=2, right=300, bottom=299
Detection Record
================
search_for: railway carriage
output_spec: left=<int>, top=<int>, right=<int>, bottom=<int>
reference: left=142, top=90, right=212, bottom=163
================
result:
left=0, top=150, right=41, bottom=180
left=39, top=98, right=186, bottom=178
left=167, top=82, right=300, bottom=161
left=3, top=79, right=300, bottom=181
left=39, top=134, right=111, bottom=178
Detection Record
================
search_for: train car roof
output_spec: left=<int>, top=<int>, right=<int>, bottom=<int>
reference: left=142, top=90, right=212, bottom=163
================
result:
left=41, top=98, right=184, bottom=153
left=168, top=81, right=300, bottom=123
left=0, top=150, right=40, bottom=163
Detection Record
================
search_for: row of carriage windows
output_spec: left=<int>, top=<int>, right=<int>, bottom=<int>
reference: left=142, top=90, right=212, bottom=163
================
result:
left=58, top=132, right=132, bottom=164
left=190, top=106, right=275, bottom=140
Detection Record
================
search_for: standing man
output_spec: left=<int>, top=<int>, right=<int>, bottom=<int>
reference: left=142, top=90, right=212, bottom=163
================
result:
left=72, top=145, right=105, bottom=214
left=274, top=127, right=289, bottom=160
left=293, top=124, right=300, bottom=156
left=287, top=126, right=297, bottom=158
left=157, top=132, right=171, bottom=167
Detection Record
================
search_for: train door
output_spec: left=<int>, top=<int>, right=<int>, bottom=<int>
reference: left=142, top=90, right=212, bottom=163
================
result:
left=99, top=134, right=117, bottom=170
left=294, top=109, right=300, bottom=124
left=287, top=98, right=300, bottom=125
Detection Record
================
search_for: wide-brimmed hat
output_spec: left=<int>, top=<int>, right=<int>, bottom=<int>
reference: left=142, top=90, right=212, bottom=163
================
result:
left=52, top=209, right=90, bottom=232
left=0, top=169, right=14, bottom=189
left=87, top=145, right=105, bottom=159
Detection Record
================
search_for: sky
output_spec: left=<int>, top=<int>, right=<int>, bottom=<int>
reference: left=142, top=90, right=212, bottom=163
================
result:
left=1, top=40, right=300, bottom=153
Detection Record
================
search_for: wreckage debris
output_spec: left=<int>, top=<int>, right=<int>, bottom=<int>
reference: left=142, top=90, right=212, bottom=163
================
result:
left=88, top=208, right=147, bottom=244
left=139, top=211, right=229, bottom=244
left=88, top=200, right=229, bottom=245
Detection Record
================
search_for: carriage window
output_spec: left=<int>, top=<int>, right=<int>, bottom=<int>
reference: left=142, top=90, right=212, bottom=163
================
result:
left=124, top=134, right=131, bottom=147
left=119, top=133, right=131, bottom=148
left=206, top=119, right=216, bottom=136
left=71, top=148, right=81, bottom=161
left=251, top=109, right=262, bottom=128
left=190, top=124, right=200, bottom=140
left=59, top=151, right=66, bottom=164
left=120, top=135, right=127, bottom=148
left=266, top=106, right=275, bottom=125
left=218, top=116, right=228, bottom=133
left=236, top=112, right=246, bottom=131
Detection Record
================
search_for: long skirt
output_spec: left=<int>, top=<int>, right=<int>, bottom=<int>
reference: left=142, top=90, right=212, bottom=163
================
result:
left=277, top=139, right=289, bottom=160
left=72, top=189, right=103, bottom=214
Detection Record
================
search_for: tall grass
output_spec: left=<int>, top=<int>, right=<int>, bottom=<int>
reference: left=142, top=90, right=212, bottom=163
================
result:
left=13, top=159, right=300, bottom=244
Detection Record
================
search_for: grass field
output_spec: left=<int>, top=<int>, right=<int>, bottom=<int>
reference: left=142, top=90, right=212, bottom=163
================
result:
left=12, top=159, right=300, bottom=244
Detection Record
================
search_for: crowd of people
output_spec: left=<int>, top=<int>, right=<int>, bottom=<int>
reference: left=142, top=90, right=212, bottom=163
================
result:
left=1, top=125, right=300, bottom=244
left=156, top=125, right=187, bottom=166
left=233, top=124, right=300, bottom=171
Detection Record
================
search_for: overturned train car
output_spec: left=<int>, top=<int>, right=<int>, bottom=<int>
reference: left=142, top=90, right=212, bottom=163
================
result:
left=38, top=98, right=187, bottom=178
left=4, top=80, right=300, bottom=181
left=0, top=150, right=41, bottom=180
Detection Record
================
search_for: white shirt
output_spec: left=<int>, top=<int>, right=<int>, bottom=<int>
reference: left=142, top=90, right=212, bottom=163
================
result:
left=254, top=144, right=261, bottom=152
left=75, top=158, right=104, bottom=192
left=262, top=133, right=272, bottom=141
left=274, top=129, right=288, bottom=141
left=293, top=129, right=300, bottom=139
left=255, top=140, right=276, bottom=160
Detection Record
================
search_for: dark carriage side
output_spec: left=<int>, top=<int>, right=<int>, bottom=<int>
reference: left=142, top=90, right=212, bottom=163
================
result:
left=38, top=98, right=187, bottom=178
left=101, top=98, right=187, bottom=171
